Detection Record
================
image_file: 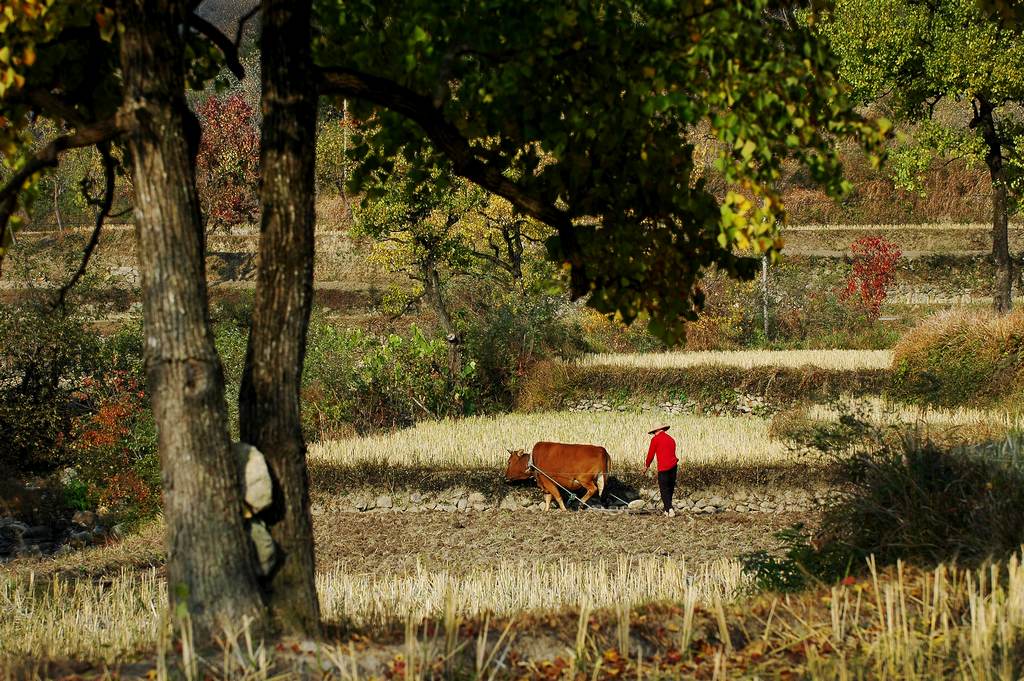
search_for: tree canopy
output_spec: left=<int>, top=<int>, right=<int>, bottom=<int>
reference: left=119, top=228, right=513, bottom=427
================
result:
left=317, top=0, right=888, bottom=340
left=821, top=0, right=1024, bottom=311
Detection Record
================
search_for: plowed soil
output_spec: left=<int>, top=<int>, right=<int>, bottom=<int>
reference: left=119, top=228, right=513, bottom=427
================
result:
left=311, top=509, right=814, bottom=575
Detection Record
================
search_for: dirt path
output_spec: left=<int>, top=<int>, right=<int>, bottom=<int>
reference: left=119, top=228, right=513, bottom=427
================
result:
left=312, top=509, right=813, bottom=575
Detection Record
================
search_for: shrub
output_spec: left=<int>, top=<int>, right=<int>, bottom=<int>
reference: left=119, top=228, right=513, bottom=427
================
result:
left=462, top=294, right=588, bottom=406
left=68, top=369, right=160, bottom=518
left=745, top=426, right=1024, bottom=591
left=891, top=309, right=1024, bottom=407
left=578, top=309, right=665, bottom=354
left=303, top=317, right=478, bottom=437
left=684, top=273, right=756, bottom=350
left=0, top=303, right=101, bottom=474
left=194, top=92, right=260, bottom=228
left=820, top=434, right=1024, bottom=567
left=840, top=235, right=902, bottom=320
left=741, top=524, right=855, bottom=592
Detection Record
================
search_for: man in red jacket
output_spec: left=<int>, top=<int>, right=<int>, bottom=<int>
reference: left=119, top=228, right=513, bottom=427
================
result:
left=645, top=425, right=678, bottom=517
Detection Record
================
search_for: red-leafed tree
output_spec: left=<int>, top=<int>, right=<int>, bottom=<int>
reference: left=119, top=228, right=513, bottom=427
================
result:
left=843, top=236, right=903, bottom=319
left=194, top=92, right=260, bottom=228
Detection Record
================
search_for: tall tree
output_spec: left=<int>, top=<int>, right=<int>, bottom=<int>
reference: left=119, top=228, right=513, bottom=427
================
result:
left=821, top=0, right=1024, bottom=312
left=0, top=0, right=267, bottom=638
left=237, top=0, right=322, bottom=636
left=117, top=0, right=266, bottom=634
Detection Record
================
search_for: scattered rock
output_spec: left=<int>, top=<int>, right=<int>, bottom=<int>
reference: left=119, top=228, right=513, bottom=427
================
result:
left=234, top=442, right=273, bottom=514
left=249, top=520, right=276, bottom=575
left=499, top=497, right=520, bottom=511
left=375, top=495, right=393, bottom=509
left=410, top=492, right=423, bottom=504
left=467, top=492, right=486, bottom=505
left=0, top=518, right=28, bottom=533
left=23, top=525, right=51, bottom=541
left=68, top=531, right=92, bottom=548
left=628, top=499, right=646, bottom=510
left=72, top=510, right=97, bottom=528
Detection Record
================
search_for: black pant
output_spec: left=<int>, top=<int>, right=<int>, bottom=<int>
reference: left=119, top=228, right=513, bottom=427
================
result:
left=657, top=465, right=678, bottom=512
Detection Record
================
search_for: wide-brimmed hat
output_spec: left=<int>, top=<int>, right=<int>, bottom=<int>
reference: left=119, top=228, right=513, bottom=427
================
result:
left=647, top=425, right=670, bottom=435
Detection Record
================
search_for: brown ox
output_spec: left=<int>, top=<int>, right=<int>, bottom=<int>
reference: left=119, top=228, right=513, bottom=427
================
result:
left=505, top=442, right=610, bottom=510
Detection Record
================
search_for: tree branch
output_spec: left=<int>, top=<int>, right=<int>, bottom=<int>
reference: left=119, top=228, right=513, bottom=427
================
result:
left=0, top=118, right=122, bottom=277
left=316, top=67, right=587, bottom=290
left=188, top=13, right=245, bottom=80
left=53, top=143, right=117, bottom=309
left=26, top=89, right=89, bottom=128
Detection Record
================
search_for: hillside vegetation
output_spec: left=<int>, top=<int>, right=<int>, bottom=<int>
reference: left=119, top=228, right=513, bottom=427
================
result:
left=892, top=310, right=1024, bottom=409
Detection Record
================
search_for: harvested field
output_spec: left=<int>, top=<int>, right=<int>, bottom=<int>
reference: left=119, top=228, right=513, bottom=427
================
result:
left=309, top=411, right=796, bottom=471
left=1, top=509, right=807, bottom=662
left=311, top=509, right=809, bottom=576
left=579, top=349, right=892, bottom=370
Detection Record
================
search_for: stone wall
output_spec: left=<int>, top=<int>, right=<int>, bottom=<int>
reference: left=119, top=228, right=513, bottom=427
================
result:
left=310, top=485, right=836, bottom=515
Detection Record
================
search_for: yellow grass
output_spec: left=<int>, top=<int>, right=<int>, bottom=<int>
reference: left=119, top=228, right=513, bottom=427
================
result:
left=803, top=398, right=1024, bottom=431
left=317, top=556, right=742, bottom=626
left=0, top=557, right=742, bottom=663
left=5, top=554, right=1024, bottom=679
left=785, top=222, right=1024, bottom=231
left=578, top=349, right=892, bottom=371
left=309, top=398, right=1019, bottom=472
left=309, top=411, right=796, bottom=470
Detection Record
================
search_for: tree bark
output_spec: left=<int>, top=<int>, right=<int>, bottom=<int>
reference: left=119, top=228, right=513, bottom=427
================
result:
left=117, top=0, right=266, bottom=637
left=977, top=97, right=1016, bottom=314
left=421, top=261, right=462, bottom=376
left=238, top=0, right=322, bottom=636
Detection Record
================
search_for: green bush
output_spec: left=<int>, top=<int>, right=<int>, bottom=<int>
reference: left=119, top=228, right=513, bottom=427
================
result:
left=0, top=302, right=102, bottom=474
left=744, top=430, right=1024, bottom=592
left=462, top=294, right=588, bottom=406
left=303, top=316, right=478, bottom=437
left=891, top=309, right=1024, bottom=407
left=741, top=524, right=855, bottom=592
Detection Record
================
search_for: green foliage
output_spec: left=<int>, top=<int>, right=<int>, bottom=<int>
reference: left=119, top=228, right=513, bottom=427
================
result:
left=352, top=157, right=487, bottom=302
left=0, top=300, right=160, bottom=516
left=61, top=477, right=94, bottom=513
left=461, top=292, right=588, bottom=405
left=821, top=0, right=1024, bottom=212
left=0, top=301, right=101, bottom=473
left=322, top=0, right=888, bottom=341
left=302, top=317, right=479, bottom=437
left=315, top=107, right=357, bottom=195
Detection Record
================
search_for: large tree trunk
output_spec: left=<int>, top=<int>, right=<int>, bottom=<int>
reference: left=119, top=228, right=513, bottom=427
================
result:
left=977, top=98, right=1016, bottom=314
left=117, top=0, right=266, bottom=637
left=238, top=0, right=322, bottom=636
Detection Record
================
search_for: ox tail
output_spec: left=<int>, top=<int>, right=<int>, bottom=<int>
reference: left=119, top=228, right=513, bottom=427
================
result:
left=597, top=449, right=610, bottom=498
